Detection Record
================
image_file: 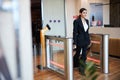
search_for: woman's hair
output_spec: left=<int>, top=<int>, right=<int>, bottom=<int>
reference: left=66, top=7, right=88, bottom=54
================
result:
left=79, top=8, right=87, bottom=13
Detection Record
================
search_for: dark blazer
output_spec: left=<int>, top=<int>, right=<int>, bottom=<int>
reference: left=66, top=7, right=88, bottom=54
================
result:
left=73, top=17, right=90, bottom=47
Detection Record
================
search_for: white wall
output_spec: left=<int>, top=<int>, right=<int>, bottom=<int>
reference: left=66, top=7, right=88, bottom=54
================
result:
left=65, top=0, right=90, bottom=37
left=42, top=0, right=66, bottom=36
left=65, top=0, right=76, bottom=37
left=78, top=0, right=90, bottom=19
left=65, top=0, right=110, bottom=37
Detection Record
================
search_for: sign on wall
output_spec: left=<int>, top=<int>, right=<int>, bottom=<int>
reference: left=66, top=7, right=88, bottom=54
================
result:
left=42, top=0, right=66, bottom=37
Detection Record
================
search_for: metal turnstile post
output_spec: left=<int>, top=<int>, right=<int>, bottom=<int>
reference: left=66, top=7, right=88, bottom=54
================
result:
left=101, top=34, right=109, bottom=73
left=64, top=38, right=73, bottom=80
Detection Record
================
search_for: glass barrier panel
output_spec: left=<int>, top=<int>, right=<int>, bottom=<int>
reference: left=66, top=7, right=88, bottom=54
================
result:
left=47, top=39, right=65, bottom=74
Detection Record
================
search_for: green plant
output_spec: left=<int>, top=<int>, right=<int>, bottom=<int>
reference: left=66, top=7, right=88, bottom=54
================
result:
left=79, top=61, right=99, bottom=80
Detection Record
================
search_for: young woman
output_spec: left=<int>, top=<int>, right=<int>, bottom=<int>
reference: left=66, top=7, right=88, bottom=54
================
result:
left=73, top=8, right=90, bottom=75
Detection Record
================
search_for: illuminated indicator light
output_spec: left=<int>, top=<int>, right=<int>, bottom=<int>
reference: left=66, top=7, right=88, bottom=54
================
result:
left=87, top=57, right=100, bottom=63
left=50, top=61, right=64, bottom=69
left=91, top=40, right=100, bottom=44
left=49, top=42, right=64, bottom=48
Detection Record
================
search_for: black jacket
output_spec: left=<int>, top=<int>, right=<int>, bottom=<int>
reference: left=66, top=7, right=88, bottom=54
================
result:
left=73, top=17, right=90, bottom=47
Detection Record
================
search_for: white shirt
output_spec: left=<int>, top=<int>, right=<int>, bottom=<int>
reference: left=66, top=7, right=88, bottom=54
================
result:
left=81, top=18, right=88, bottom=32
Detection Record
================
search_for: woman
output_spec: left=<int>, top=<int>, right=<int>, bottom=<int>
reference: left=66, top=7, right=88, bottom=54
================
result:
left=73, top=8, right=90, bottom=75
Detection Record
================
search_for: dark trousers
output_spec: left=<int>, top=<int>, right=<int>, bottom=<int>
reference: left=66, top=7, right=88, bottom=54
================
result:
left=73, top=45, right=87, bottom=67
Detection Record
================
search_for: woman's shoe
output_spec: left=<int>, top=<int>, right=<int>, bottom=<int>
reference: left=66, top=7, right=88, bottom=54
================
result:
left=79, top=66, right=85, bottom=76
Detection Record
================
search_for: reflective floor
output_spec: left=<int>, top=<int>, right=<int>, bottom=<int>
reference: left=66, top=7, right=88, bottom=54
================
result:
left=34, top=52, right=120, bottom=80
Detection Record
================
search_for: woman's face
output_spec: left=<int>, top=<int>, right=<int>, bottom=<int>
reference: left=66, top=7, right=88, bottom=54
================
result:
left=80, top=10, right=87, bottom=18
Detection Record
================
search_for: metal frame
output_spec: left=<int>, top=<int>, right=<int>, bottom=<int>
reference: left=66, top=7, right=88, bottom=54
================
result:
left=91, top=34, right=109, bottom=74
left=45, top=36, right=73, bottom=80
left=101, top=34, right=109, bottom=73
left=45, top=34, right=109, bottom=80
